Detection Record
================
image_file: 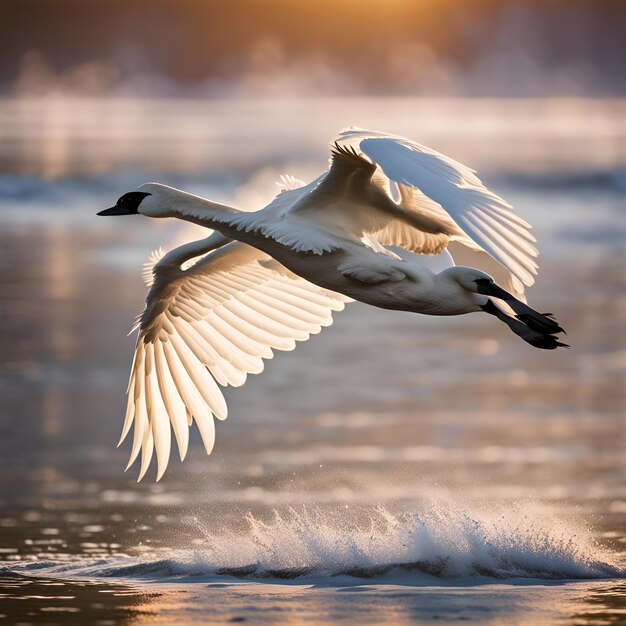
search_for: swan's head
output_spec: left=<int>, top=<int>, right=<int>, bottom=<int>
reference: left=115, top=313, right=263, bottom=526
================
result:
left=100, top=183, right=185, bottom=218
left=99, top=184, right=191, bottom=219
left=98, top=191, right=151, bottom=217
left=452, top=267, right=495, bottom=291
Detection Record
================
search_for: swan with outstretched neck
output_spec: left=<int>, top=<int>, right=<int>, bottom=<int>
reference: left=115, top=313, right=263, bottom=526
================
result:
left=99, top=127, right=567, bottom=480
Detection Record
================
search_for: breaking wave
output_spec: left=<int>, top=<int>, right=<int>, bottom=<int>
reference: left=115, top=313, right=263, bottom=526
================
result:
left=3, top=505, right=623, bottom=583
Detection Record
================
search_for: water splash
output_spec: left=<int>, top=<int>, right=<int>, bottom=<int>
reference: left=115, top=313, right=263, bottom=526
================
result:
left=191, top=505, right=621, bottom=580
left=3, top=504, right=623, bottom=583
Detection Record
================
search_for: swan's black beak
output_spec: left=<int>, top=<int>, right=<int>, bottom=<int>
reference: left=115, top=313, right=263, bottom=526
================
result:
left=97, top=205, right=135, bottom=216
left=474, top=278, right=510, bottom=299
left=98, top=191, right=151, bottom=216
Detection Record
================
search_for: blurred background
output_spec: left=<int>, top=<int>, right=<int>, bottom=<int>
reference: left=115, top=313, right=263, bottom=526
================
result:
left=3, top=0, right=626, bottom=98
left=0, top=1, right=625, bottom=624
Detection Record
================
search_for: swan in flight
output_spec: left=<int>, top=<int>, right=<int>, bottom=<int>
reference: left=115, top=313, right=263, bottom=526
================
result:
left=99, top=127, right=567, bottom=480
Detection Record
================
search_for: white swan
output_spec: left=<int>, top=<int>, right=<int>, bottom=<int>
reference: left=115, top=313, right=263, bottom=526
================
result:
left=99, top=127, right=566, bottom=480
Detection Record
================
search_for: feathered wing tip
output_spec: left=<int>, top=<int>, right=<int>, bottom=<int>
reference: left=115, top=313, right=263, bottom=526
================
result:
left=119, top=332, right=227, bottom=483
left=142, top=247, right=166, bottom=287
left=128, top=317, right=142, bottom=336
left=329, top=141, right=374, bottom=167
left=276, top=174, right=306, bottom=192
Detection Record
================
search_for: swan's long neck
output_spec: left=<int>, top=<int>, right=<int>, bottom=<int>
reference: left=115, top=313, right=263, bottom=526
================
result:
left=142, top=183, right=242, bottom=231
left=168, top=194, right=239, bottom=228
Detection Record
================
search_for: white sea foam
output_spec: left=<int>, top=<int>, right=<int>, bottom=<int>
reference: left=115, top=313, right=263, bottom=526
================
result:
left=3, top=504, right=622, bottom=583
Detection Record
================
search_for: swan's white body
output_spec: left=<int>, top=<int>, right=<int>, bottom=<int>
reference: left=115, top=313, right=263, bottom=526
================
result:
left=100, top=127, right=566, bottom=480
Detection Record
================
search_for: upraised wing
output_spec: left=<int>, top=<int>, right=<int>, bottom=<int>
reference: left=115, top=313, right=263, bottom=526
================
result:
left=336, top=127, right=538, bottom=293
left=121, top=239, right=349, bottom=481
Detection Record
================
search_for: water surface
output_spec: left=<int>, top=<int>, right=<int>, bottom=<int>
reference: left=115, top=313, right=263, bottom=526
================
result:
left=0, top=97, right=625, bottom=624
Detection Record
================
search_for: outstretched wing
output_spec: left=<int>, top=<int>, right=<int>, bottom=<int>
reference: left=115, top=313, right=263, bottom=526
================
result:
left=121, top=240, right=350, bottom=481
left=337, top=127, right=538, bottom=290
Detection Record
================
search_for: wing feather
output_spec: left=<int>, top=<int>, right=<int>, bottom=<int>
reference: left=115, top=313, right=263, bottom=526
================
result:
left=154, top=340, right=189, bottom=461
left=138, top=426, right=153, bottom=482
left=161, top=339, right=215, bottom=431
left=144, top=343, right=171, bottom=481
left=168, top=330, right=228, bottom=420
left=125, top=348, right=146, bottom=469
